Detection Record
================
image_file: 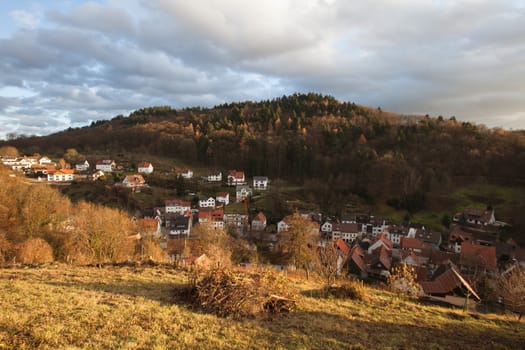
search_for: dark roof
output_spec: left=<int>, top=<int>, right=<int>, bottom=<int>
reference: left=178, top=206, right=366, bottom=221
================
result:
left=346, top=245, right=366, bottom=273
left=460, top=242, right=497, bottom=272
left=415, top=229, right=441, bottom=245
left=421, top=266, right=480, bottom=301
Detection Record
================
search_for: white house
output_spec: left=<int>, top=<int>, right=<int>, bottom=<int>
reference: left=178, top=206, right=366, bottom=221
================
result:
left=277, top=216, right=291, bottom=233
left=235, top=185, right=252, bottom=203
left=122, top=174, right=146, bottom=188
left=75, top=160, right=90, bottom=172
left=47, top=169, right=75, bottom=182
left=207, top=171, right=222, bottom=182
left=228, top=170, right=246, bottom=186
left=96, top=160, right=116, bottom=172
left=165, top=198, right=191, bottom=215
left=216, top=192, right=230, bottom=206
left=199, top=197, right=216, bottom=208
left=251, top=212, right=267, bottom=231
left=253, top=176, right=269, bottom=190
left=178, top=169, right=193, bottom=179
left=39, top=156, right=54, bottom=165
left=138, top=162, right=154, bottom=174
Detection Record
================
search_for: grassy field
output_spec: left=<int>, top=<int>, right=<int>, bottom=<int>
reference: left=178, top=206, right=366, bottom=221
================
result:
left=1, top=265, right=523, bottom=349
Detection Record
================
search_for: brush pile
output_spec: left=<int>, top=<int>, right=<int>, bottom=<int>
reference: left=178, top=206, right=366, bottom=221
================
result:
left=178, top=268, right=296, bottom=318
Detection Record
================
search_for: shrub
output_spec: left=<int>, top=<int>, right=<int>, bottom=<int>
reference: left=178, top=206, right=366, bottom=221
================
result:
left=178, top=268, right=296, bottom=318
left=327, top=280, right=369, bottom=301
left=16, top=238, right=54, bottom=264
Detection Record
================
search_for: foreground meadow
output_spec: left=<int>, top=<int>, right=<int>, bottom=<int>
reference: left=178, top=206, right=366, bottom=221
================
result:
left=0, top=264, right=523, bottom=350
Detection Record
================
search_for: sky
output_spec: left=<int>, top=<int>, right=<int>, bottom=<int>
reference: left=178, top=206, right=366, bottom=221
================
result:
left=1, top=0, right=525, bottom=139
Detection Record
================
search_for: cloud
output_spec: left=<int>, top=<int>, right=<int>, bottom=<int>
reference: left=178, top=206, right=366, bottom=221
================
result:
left=0, top=0, right=524, bottom=139
left=9, top=10, right=40, bottom=29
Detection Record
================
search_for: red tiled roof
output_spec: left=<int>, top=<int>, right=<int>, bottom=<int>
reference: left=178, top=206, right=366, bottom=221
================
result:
left=228, top=170, right=244, bottom=179
left=335, top=238, right=350, bottom=256
left=421, top=266, right=480, bottom=300
left=401, top=237, right=424, bottom=250
left=217, top=192, right=229, bottom=197
left=460, top=242, right=497, bottom=272
left=253, top=212, right=266, bottom=222
left=140, top=162, right=152, bottom=168
left=165, top=198, right=191, bottom=207
left=348, top=245, right=366, bottom=272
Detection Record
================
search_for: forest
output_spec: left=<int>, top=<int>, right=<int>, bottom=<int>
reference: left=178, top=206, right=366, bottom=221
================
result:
left=3, top=93, right=525, bottom=229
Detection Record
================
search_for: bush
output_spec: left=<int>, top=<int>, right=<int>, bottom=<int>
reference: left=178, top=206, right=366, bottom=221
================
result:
left=16, top=238, right=54, bottom=264
left=178, top=268, right=296, bottom=318
left=327, top=280, right=369, bottom=301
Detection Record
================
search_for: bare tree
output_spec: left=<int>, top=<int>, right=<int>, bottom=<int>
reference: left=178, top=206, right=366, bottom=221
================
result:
left=317, top=243, right=340, bottom=288
left=278, top=211, right=319, bottom=279
left=499, top=266, right=525, bottom=320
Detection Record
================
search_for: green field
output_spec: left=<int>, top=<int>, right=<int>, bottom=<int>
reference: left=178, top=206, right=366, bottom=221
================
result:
left=0, top=265, right=523, bottom=349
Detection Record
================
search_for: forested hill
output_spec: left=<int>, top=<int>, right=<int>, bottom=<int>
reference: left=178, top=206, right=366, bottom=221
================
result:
left=4, top=93, right=525, bottom=206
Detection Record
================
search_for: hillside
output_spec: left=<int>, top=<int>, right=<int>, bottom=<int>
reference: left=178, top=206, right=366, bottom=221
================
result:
left=2, top=93, right=525, bottom=237
left=0, top=264, right=523, bottom=349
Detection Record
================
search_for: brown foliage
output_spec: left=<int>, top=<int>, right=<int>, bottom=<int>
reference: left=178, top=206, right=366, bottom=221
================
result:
left=326, top=280, right=369, bottom=301
left=15, top=238, right=54, bottom=264
left=179, top=268, right=296, bottom=318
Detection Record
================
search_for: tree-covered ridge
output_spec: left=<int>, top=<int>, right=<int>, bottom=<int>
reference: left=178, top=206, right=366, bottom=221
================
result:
left=3, top=93, right=525, bottom=212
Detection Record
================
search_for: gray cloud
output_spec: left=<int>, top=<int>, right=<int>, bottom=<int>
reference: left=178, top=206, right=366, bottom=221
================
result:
left=1, top=0, right=524, bottom=140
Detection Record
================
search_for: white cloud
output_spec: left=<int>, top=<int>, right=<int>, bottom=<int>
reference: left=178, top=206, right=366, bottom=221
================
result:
left=9, top=10, right=40, bottom=29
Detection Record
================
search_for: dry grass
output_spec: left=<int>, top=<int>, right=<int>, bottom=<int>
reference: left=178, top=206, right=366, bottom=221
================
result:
left=0, top=265, right=524, bottom=349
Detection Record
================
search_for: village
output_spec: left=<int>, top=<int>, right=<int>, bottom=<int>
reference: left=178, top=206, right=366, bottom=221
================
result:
left=2, top=154, right=525, bottom=309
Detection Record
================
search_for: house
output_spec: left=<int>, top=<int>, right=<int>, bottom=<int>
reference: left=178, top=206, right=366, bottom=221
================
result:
left=165, top=198, right=191, bottom=215
left=47, top=169, right=75, bottom=182
left=178, top=169, right=193, bottom=179
left=251, top=212, right=267, bottom=231
left=448, top=229, right=473, bottom=253
left=91, top=170, right=105, bottom=181
left=421, top=264, right=481, bottom=308
left=198, top=208, right=225, bottom=230
left=166, top=214, right=192, bottom=236
left=227, top=170, right=246, bottom=186
left=358, top=216, right=388, bottom=237
left=136, top=217, right=161, bottom=237
left=122, top=174, right=146, bottom=188
left=75, top=160, right=90, bottom=172
left=366, top=246, right=392, bottom=280
left=96, top=160, right=116, bottom=172
left=337, top=222, right=362, bottom=243
left=345, top=245, right=367, bottom=278
left=253, top=176, right=269, bottom=190
left=199, top=197, right=216, bottom=208
left=459, top=242, right=497, bottom=275
left=224, top=213, right=248, bottom=231
left=277, top=216, right=292, bottom=233
left=39, top=156, right=54, bottom=165
left=400, top=237, right=425, bottom=253
left=216, top=192, right=230, bottom=206
left=367, top=233, right=393, bottom=255
left=385, top=225, right=408, bottom=247
left=138, top=162, right=154, bottom=174
left=321, top=220, right=335, bottom=238
left=335, top=238, right=351, bottom=257
left=235, top=185, right=252, bottom=203
left=415, top=229, right=442, bottom=249
left=207, top=171, right=222, bottom=182
left=454, top=207, right=496, bottom=226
